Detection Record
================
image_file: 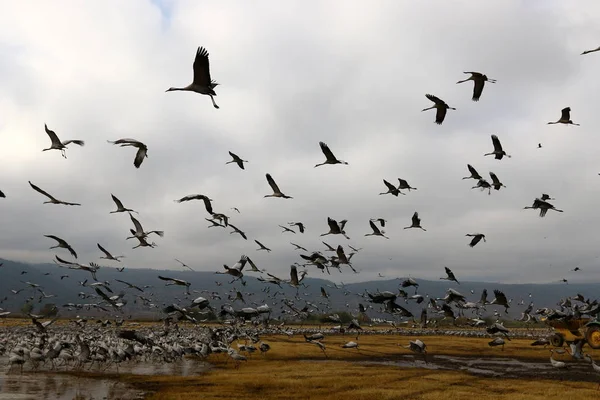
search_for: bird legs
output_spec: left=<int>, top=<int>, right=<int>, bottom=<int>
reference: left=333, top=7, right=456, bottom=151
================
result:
left=210, top=95, right=219, bottom=109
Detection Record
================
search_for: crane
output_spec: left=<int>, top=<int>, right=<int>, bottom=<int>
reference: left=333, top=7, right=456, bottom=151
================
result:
left=456, top=72, right=496, bottom=101
left=547, top=107, right=579, bottom=126
left=28, top=181, right=81, bottom=206
left=264, top=173, right=293, bottom=199
left=226, top=151, right=248, bottom=170
left=422, top=94, right=455, bottom=125
left=484, top=135, right=511, bottom=160
left=107, top=138, right=148, bottom=168
left=315, top=142, right=348, bottom=167
left=42, top=124, right=85, bottom=158
left=404, top=212, right=426, bottom=231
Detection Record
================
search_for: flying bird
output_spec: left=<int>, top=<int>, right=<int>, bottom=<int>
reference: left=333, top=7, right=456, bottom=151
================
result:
left=456, top=72, right=496, bottom=101
left=472, top=179, right=492, bottom=195
left=465, top=233, right=486, bottom=247
left=380, top=179, right=404, bottom=196
left=371, top=218, right=387, bottom=228
left=226, top=151, right=248, bottom=170
left=288, top=222, right=305, bottom=233
left=42, top=124, right=85, bottom=158
left=175, top=258, right=194, bottom=271
left=489, top=172, right=506, bottom=191
left=547, top=107, right=579, bottom=126
left=484, top=135, right=511, bottom=160
left=422, top=94, right=455, bottom=125
left=166, top=46, right=220, bottom=109
left=158, top=276, right=191, bottom=294
left=97, top=243, right=124, bottom=262
left=365, top=220, right=389, bottom=239
left=404, top=212, right=426, bottom=231
left=462, top=164, right=482, bottom=180
left=174, top=194, right=213, bottom=214
left=581, top=46, right=600, bottom=55
left=255, top=240, right=272, bottom=252
left=264, top=173, right=292, bottom=199
left=45, top=235, right=77, bottom=259
left=440, top=266, right=460, bottom=284
left=321, top=217, right=350, bottom=240
left=397, top=178, right=417, bottom=191
left=127, top=214, right=164, bottom=240
left=524, top=198, right=563, bottom=217
left=279, top=225, right=296, bottom=234
left=107, top=139, right=148, bottom=168
left=28, top=181, right=81, bottom=206
left=110, top=194, right=138, bottom=214
left=229, top=224, right=247, bottom=240
left=291, top=242, right=308, bottom=251
left=315, top=142, right=348, bottom=167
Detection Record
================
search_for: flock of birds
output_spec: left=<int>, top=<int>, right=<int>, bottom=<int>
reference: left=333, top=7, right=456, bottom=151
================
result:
left=1, top=44, right=600, bottom=385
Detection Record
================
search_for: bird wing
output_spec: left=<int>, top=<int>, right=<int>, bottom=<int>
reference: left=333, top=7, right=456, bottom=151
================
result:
left=255, top=240, right=265, bottom=249
left=54, top=255, right=77, bottom=266
left=321, top=287, right=328, bottom=297
left=435, top=107, right=447, bottom=125
left=326, top=217, right=339, bottom=233
left=467, top=164, right=480, bottom=178
left=494, top=289, right=508, bottom=305
left=412, top=212, right=420, bottom=225
left=266, top=173, right=281, bottom=193
left=176, top=194, right=201, bottom=203
left=489, top=172, right=500, bottom=185
left=134, top=146, right=147, bottom=168
left=472, top=78, right=485, bottom=101
left=97, top=243, right=112, bottom=258
left=425, top=94, right=442, bottom=105
left=193, top=46, right=212, bottom=87
left=290, top=266, right=299, bottom=286
left=130, top=214, right=144, bottom=233
left=158, top=276, right=174, bottom=282
left=322, top=241, right=334, bottom=251
left=561, top=107, right=570, bottom=121
left=336, top=245, right=346, bottom=259
left=491, top=135, right=503, bottom=152
left=62, top=140, right=85, bottom=147
left=111, top=194, right=125, bottom=209
left=44, top=124, right=61, bottom=145
left=369, top=219, right=381, bottom=234
left=28, top=181, right=56, bottom=201
left=398, top=178, right=408, bottom=188
left=45, top=235, right=66, bottom=246
left=319, top=141, right=337, bottom=162
left=383, top=179, right=396, bottom=192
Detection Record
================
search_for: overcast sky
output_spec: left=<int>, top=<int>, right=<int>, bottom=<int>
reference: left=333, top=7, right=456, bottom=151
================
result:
left=1, top=1, right=600, bottom=284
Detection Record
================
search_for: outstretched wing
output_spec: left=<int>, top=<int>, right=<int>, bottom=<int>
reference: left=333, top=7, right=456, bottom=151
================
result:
left=369, top=220, right=381, bottom=234
left=111, top=194, right=125, bottom=209
left=44, top=124, right=61, bottom=145
left=467, top=164, right=481, bottom=179
left=97, top=243, right=111, bottom=257
left=489, top=172, right=500, bottom=185
left=491, top=135, right=503, bottom=152
left=319, top=141, right=337, bottom=162
left=560, top=107, right=571, bottom=121
left=266, top=173, right=281, bottom=193
left=28, top=181, right=56, bottom=201
left=472, top=78, right=485, bottom=101
left=435, top=107, right=447, bottom=125
left=383, top=179, right=396, bottom=192
left=193, top=46, right=212, bottom=87
left=425, top=93, right=443, bottom=105
left=134, top=146, right=147, bottom=168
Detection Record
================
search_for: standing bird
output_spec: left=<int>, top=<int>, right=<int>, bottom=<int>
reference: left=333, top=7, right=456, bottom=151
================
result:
left=97, top=243, right=124, bottom=262
left=28, top=181, right=80, bottom=206
left=314, top=142, right=348, bottom=167
left=254, top=240, right=271, bottom=252
left=466, top=233, right=486, bottom=247
left=456, top=72, right=496, bottom=102
left=484, top=135, right=511, bottom=160
left=547, top=107, right=579, bottom=126
left=365, top=220, right=389, bottom=239
left=107, top=139, right=148, bottom=168
left=44, top=235, right=77, bottom=259
left=166, top=46, right=220, bottom=109
left=489, top=172, right=506, bottom=191
left=42, top=124, right=84, bottom=158
left=462, top=164, right=482, bottom=180
left=110, top=194, right=138, bottom=214
left=264, top=174, right=293, bottom=199
left=226, top=151, right=248, bottom=170
left=422, top=94, right=455, bottom=125
left=404, top=212, right=426, bottom=231
left=320, top=217, right=350, bottom=240
left=380, top=179, right=404, bottom=196
left=440, top=266, right=460, bottom=284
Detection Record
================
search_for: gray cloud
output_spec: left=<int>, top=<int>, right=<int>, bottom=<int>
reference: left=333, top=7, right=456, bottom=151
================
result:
left=1, top=1, right=600, bottom=284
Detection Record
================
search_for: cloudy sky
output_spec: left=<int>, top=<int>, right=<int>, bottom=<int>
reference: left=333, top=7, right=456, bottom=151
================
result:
left=1, top=0, right=600, bottom=284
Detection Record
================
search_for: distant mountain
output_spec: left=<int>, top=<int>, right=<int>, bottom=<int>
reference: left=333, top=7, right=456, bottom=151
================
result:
left=1, top=258, right=598, bottom=320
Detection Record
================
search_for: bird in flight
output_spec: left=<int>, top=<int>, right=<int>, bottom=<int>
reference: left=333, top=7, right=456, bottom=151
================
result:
left=107, top=138, right=148, bottom=168
left=28, top=181, right=81, bottom=206
left=456, top=72, right=496, bottom=102
left=315, top=142, right=348, bottom=167
left=226, top=151, right=248, bottom=170
left=422, top=94, right=455, bottom=125
left=42, top=124, right=85, bottom=158
left=547, top=107, right=580, bottom=126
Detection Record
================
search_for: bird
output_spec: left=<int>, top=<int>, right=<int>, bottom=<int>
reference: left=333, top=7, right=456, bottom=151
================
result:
left=490, top=289, right=510, bottom=313
left=229, top=224, right=247, bottom=240
left=231, top=207, right=240, bottom=213
left=456, top=72, right=496, bottom=101
left=472, top=179, right=492, bottom=195
left=115, top=279, right=144, bottom=293
left=538, top=143, right=542, bottom=148
left=484, top=135, right=511, bottom=160
left=397, top=178, right=417, bottom=191
left=288, top=222, right=305, bottom=233
left=365, top=220, right=389, bottom=239
left=28, top=181, right=81, bottom=206
left=422, top=94, right=455, bottom=125
left=44, top=235, right=77, bottom=259
left=524, top=198, right=563, bottom=217
left=314, top=142, right=348, bottom=167
left=174, top=194, right=213, bottom=214
left=255, top=240, right=272, bottom=252
left=320, top=217, right=350, bottom=240
left=379, top=179, right=404, bottom=196
left=279, top=225, right=296, bottom=234
left=541, top=193, right=555, bottom=201
left=0, top=190, right=4, bottom=198
left=42, top=124, right=85, bottom=158
left=158, top=276, right=191, bottom=294
left=370, top=218, right=387, bottom=228
left=97, top=244, right=124, bottom=262
left=226, top=151, right=248, bottom=170
left=264, top=174, right=292, bottom=199
left=127, top=214, right=164, bottom=240
left=107, top=139, right=148, bottom=168
left=549, top=349, right=567, bottom=369
left=465, top=233, right=486, bottom=247
left=110, top=194, right=138, bottom=214
left=581, top=46, right=600, bottom=55
left=489, top=172, right=506, bottom=191
left=462, top=164, right=482, bottom=180
left=547, top=107, right=579, bottom=126
left=166, top=46, right=219, bottom=109
left=488, top=337, right=506, bottom=350
left=291, top=243, right=308, bottom=251
left=572, top=267, right=581, bottom=272
left=404, top=212, right=426, bottom=231
left=175, top=258, right=194, bottom=271
left=440, top=266, right=459, bottom=284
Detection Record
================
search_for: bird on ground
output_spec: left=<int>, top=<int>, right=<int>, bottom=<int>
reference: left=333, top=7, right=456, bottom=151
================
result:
left=397, top=178, right=417, bottom=191
left=97, top=244, right=124, bottom=262
left=484, top=135, right=511, bottom=160
left=456, top=72, right=496, bottom=102
left=314, top=142, right=348, bottom=167
left=255, top=240, right=271, bottom=252
left=524, top=198, right=563, bottom=217
left=174, top=194, right=213, bottom=214
left=379, top=179, right=404, bottom=196
left=489, top=172, right=506, bottom=191
left=174, top=259, right=194, bottom=271
left=466, top=233, right=486, bottom=247
left=472, top=179, right=492, bottom=195
left=549, top=350, right=567, bottom=369
left=42, top=124, right=85, bottom=158
left=229, top=224, right=248, bottom=240
left=440, top=266, right=459, bottom=284
left=166, top=46, right=219, bottom=109
left=288, top=222, right=305, bottom=233
left=488, top=337, right=506, bottom=350
left=45, top=235, right=77, bottom=259
left=291, top=242, right=308, bottom=251
left=365, top=220, right=389, bottom=239
left=107, top=139, right=148, bottom=168
left=110, top=194, right=138, bottom=214
left=404, top=212, right=426, bottom=231
left=462, top=164, right=482, bottom=180
left=321, top=217, right=350, bottom=240
left=28, top=181, right=81, bottom=206
left=422, top=94, right=455, bottom=125
left=264, top=173, right=292, bottom=199
left=547, top=107, right=579, bottom=126
left=226, top=151, right=248, bottom=170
